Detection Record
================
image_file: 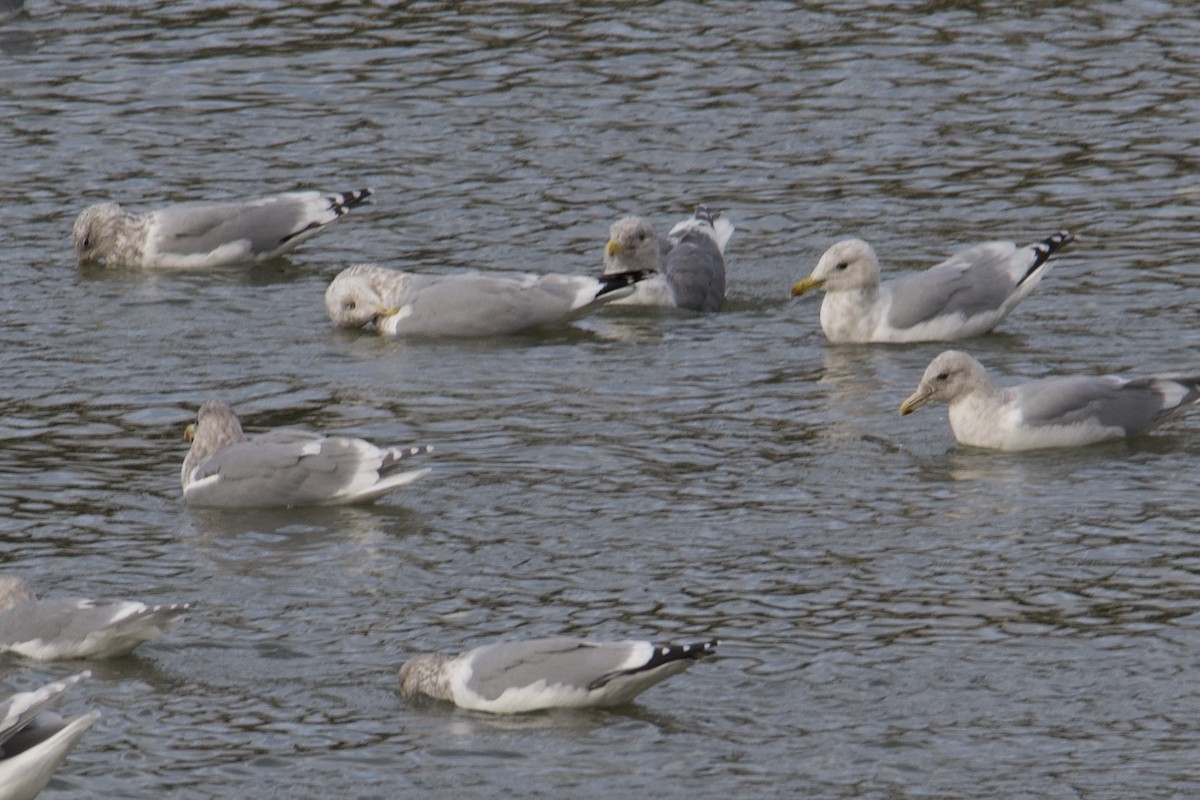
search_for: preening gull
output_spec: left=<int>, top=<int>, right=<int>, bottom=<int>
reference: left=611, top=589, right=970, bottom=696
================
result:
left=0, top=575, right=189, bottom=661
left=899, top=350, right=1200, bottom=451
left=602, top=206, right=734, bottom=312
left=790, top=231, right=1073, bottom=343
left=398, top=636, right=718, bottom=714
left=181, top=399, right=432, bottom=508
left=73, top=187, right=372, bottom=268
left=324, top=263, right=649, bottom=337
left=0, top=672, right=99, bottom=800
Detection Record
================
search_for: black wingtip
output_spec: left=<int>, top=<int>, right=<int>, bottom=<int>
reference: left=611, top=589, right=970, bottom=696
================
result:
left=643, top=639, right=720, bottom=671
left=586, top=639, right=718, bottom=690
left=1018, top=229, right=1074, bottom=285
left=331, top=188, right=375, bottom=215
left=1042, top=229, right=1074, bottom=251
left=1034, top=229, right=1074, bottom=260
left=595, top=269, right=651, bottom=298
left=380, top=443, right=434, bottom=473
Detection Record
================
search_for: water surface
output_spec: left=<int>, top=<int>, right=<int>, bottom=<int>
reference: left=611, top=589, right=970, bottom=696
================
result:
left=2, top=1, right=1199, bottom=798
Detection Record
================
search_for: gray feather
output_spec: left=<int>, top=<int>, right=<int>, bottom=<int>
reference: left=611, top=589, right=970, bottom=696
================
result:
left=886, top=242, right=1022, bottom=328
left=464, top=638, right=645, bottom=701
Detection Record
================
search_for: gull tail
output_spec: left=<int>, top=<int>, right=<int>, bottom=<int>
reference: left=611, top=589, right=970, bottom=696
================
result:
left=668, top=205, right=735, bottom=254
left=363, top=444, right=433, bottom=499
left=96, top=601, right=192, bottom=657
left=0, top=672, right=91, bottom=742
left=1141, top=375, right=1200, bottom=421
left=0, top=708, right=99, bottom=800
left=280, top=188, right=375, bottom=246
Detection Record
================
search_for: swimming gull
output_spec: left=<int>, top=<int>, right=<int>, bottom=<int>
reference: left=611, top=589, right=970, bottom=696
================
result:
left=73, top=187, right=372, bottom=268
left=398, top=636, right=718, bottom=713
left=181, top=399, right=432, bottom=508
left=0, top=672, right=99, bottom=800
left=601, top=206, right=734, bottom=312
left=899, top=350, right=1200, bottom=450
left=0, top=575, right=189, bottom=661
left=790, top=231, right=1073, bottom=343
left=324, top=263, right=649, bottom=337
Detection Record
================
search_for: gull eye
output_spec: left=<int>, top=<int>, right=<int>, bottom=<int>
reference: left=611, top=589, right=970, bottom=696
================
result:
left=83, top=236, right=90, bottom=248
left=935, top=372, right=950, bottom=381
left=637, top=232, right=647, bottom=242
left=347, top=301, right=357, bottom=310
left=835, top=261, right=849, bottom=271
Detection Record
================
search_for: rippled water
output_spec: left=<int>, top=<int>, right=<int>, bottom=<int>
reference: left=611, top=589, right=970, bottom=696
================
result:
left=2, top=1, right=1200, bottom=797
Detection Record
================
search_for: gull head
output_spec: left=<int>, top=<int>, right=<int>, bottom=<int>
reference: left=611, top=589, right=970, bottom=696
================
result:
left=325, top=264, right=403, bottom=329
left=0, top=575, right=36, bottom=611
left=181, top=399, right=247, bottom=486
left=398, top=652, right=453, bottom=701
left=185, top=400, right=246, bottom=451
left=603, top=216, right=659, bottom=276
left=900, top=350, right=990, bottom=415
left=72, top=203, right=124, bottom=268
left=791, top=238, right=881, bottom=297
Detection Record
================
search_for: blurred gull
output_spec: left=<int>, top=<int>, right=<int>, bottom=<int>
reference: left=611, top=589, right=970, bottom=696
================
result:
left=602, top=206, right=734, bottom=312
left=0, top=672, right=98, bottom=800
left=325, top=264, right=648, bottom=337
left=0, top=575, right=188, bottom=661
left=791, top=231, right=1073, bottom=343
left=398, top=636, right=718, bottom=714
left=900, top=350, right=1200, bottom=450
left=73, top=187, right=372, bottom=268
left=181, top=399, right=432, bottom=508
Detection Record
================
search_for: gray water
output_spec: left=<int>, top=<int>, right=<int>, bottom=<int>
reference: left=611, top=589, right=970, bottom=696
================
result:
left=2, top=1, right=1200, bottom=797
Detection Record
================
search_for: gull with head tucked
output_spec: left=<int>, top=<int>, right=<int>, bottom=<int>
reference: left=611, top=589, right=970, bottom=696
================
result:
left=325, top=263, right=648, bottom=337
left=398, top=636, right=718, bottom=714
left=73, top=187, right=372, bottom=268
left=181, top=399, right=431, bottom=508
left=0, top=574, right=189, bottom=661
left=791, top=231, right=1073, bottom=343
left=900, top=350, right=1200, bottom=451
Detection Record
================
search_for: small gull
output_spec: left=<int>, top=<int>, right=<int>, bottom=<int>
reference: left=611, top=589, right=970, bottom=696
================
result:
left=0, top=672, right=99, bottom=800
left=0, top=575, right=189, bottom=661
left=73, top=187, right=372, bottom=268
left=790, top=231, right=1073, bottom=343
left=899, top=350, right=1200, bottom=450
left=602, top=206, right=735, bottom=312
left=398, top=636, right=718, bottom=714
left=181, top=399, right=432, bottom=508
left=325, top=263, right=649, bottom=337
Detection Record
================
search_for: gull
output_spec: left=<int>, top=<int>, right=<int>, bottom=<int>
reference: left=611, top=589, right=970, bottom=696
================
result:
left=0, top=672, right=99, bottom=800
left=601, top=206, right=734, bottom=312
left=181, top=399, right=432, bottom=508
left=0, top=575, right=189, bottom=661
left=324, top=264, right=648, bottom=337
left=398, top=636, right=718, bottom=714
left=73, top=187, right=372, bottom=268
left=899, top=350, right=1200, bottom=450
left=791, top=231, right=1073, bottom=343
